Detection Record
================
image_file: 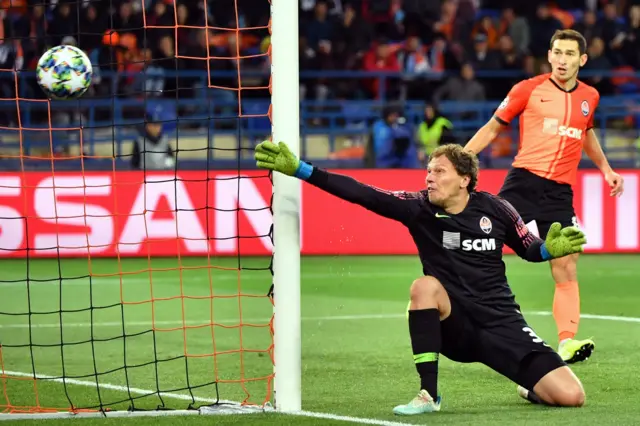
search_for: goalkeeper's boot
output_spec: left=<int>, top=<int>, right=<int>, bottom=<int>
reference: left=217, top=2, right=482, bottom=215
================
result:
left=558, top=338, right=595, bottom=364
left=392, top=390, right=441, bottom=415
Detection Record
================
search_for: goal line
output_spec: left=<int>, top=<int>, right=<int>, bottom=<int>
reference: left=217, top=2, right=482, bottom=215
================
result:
left=0, top=370, right=412, bottom=426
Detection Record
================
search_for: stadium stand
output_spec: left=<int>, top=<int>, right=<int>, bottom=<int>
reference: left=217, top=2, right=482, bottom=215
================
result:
left=1, top=0, right=640, bottom=170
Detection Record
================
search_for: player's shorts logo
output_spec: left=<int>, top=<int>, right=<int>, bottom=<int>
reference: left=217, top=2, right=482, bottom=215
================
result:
left=479, top=216, right=492, bottom=234
left=498, top=96, right=509, bottom=110
left=581, top=100, right=589, bottom=116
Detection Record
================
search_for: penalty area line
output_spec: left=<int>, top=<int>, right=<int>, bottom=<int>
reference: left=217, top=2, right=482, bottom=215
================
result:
left=0, top=370, right=419, bottom=426
left=2, top=310, right=640, bottom=329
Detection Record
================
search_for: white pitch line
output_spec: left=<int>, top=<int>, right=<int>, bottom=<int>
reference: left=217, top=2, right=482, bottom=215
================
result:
left=0, top=314, right=404, bottom=329
left=1, top=267, right=636, bottom=287
left=1, top=311, right=640, bottom=329
left=2, top=369, right=232, bottom=404
left=0, top=271, right=420, bottom=287
left=528, top=311, right=640, bottom=323
left=0, top=370, right=419, bottom=426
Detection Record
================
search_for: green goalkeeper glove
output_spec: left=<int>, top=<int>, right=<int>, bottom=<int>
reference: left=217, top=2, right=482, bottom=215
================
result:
left=542, top=222, right=587, bottom=259
left=254, top=140, right=301, bottom=176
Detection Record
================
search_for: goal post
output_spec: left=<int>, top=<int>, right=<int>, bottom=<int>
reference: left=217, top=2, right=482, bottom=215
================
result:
left=271, top=0, right=303, bottom=413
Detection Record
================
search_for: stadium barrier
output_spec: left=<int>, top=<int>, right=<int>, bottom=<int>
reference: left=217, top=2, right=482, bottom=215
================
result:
left=1, top=69, right=640, bottom=170
left=0, top=168, right=637, bottom=257
left=1, top=95, right=639, bottom=171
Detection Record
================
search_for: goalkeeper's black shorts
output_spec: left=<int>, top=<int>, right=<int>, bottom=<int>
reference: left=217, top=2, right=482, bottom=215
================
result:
left=440, top=295, right=566, bottom=391
left=498, top=167, right=577, bottom=240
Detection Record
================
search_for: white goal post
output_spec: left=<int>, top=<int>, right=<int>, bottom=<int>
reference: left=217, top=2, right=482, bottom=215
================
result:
left=271, top=0, right=303, bottom=413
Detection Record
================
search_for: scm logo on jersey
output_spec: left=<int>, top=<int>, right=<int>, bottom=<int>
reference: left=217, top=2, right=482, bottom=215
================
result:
left=542, top=118, right=584, bottom=140
left=462, top=238, right=496, bottom=252
left=557, top=125, right=583, bottom=139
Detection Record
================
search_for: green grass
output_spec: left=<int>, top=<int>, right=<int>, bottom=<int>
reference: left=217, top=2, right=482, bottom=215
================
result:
left=0, top=254, right=639, bottom=425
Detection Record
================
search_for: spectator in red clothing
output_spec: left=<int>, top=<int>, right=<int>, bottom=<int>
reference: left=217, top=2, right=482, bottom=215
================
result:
left=472, top=16, right=499, bottom=49
left=433, top=0, right=456, bottom=41
left=362, top=41, right=400, bottom=98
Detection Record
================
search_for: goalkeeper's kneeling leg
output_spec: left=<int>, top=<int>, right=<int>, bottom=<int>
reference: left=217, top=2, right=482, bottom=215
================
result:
left=396, top=276, right=453, bottom=413
left=528, top=363, right=585, bottom=407
left=408, top=276, right=452, bottom=320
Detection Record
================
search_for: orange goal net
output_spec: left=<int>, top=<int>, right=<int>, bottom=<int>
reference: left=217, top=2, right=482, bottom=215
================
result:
left=0, top=0, right=298, bottom=419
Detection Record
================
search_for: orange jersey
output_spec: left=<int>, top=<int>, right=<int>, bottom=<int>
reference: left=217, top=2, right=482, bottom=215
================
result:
left=493, top=73, right=600, bottom=186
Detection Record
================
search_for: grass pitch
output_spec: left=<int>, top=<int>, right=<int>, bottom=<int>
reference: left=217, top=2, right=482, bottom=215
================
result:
left=0, top=254, right=638, bottom=425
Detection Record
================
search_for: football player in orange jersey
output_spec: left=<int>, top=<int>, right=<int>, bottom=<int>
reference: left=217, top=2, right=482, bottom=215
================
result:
left=464, top=29, right=624, bottom=372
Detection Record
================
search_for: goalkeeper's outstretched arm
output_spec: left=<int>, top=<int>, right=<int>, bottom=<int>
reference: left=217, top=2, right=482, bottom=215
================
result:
left=255, top=140, right=422, bottom=224
left=303, top=166, right=423, bottom=224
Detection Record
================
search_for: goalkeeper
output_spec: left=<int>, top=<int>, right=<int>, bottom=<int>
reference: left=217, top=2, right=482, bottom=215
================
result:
left=255, top=140, right=588, bottom=415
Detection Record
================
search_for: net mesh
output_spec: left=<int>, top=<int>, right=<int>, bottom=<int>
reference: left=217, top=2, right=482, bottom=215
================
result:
left=0, top=0, right=275, bottom=414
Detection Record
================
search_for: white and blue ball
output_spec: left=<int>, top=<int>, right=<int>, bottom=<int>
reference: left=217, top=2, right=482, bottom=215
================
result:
left=36, top=45, right=92, bottom=100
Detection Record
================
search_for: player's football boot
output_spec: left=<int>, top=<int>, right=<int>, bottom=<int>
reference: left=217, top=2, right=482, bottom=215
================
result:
left=392, top=389, right=441, bottom=415
left=558, top=338, right=595, bottom=364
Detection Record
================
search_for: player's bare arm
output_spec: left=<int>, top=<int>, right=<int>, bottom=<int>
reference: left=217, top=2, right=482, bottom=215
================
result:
left=583, top=129, right=624, bottom=196
left=463, top=117, right=503, bottom=155
left=464, top=77, right=535, bottom=155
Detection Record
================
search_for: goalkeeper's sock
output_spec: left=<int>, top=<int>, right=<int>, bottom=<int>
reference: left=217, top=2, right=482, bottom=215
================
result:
left=552, top=281, right=579, bottom=341
left=408, top=308, right=440, bottom=398
left=518, top=386, right=544, bottom=405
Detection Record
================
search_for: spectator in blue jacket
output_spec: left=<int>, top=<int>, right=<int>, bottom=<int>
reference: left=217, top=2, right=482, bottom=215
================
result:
left=368, top=106, right=420, bottom=168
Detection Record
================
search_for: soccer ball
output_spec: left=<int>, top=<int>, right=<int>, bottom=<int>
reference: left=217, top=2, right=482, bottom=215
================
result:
left=36, top=45, right=92, bottom=100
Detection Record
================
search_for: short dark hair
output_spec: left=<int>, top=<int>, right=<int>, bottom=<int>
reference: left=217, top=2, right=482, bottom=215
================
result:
left=429, top=144, right=479, bottom=192
left=550, top=29, right=587, bottom=55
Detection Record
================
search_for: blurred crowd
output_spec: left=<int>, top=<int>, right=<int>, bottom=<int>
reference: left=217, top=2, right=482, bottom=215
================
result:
left=0, top=0, right=638, bottom=107
left=296, top=0, right=640, bottom=102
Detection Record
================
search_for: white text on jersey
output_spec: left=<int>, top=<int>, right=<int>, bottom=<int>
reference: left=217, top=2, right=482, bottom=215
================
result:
left=557, top=126, right=583, bottom=139
left=462, top=238, right=496, bottom=252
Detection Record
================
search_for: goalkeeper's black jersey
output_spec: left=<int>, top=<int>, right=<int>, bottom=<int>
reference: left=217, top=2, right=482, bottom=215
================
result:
left=306, top=168, right=546, bottom=325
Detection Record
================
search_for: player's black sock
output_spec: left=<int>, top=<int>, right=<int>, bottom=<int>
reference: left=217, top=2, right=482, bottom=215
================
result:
left=408, top=308, right=441, bottom=398
left=524, top=389, right=544, bottom=405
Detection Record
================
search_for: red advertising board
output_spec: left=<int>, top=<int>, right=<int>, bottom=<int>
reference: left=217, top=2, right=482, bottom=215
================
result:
left=0, top=169, right=637, bottom=257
